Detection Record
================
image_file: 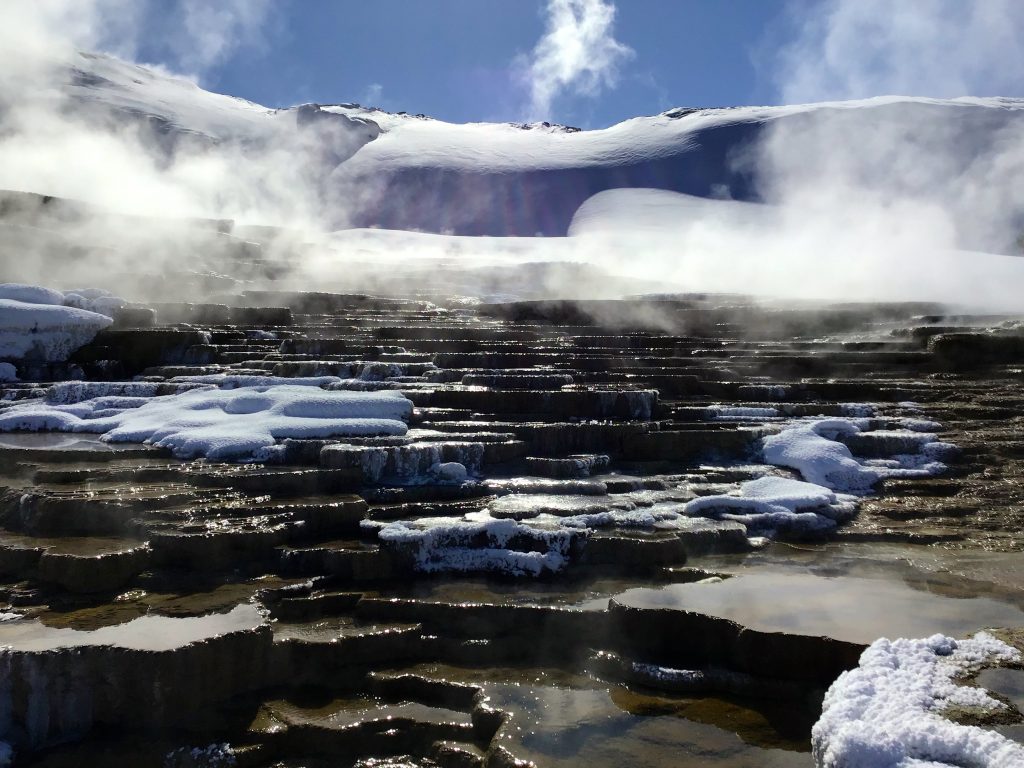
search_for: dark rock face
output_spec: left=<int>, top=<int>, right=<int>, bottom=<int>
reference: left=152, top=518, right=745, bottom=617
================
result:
left=0, top=619, right=272, bottom=751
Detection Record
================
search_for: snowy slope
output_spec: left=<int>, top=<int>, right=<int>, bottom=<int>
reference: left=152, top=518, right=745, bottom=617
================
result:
left=46, top=53, right=1024, bottom=240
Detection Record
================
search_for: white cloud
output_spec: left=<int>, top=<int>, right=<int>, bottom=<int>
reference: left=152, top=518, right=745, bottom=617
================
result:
left=774, top=0, right=1024, bottom=103
left=520, top=0, right=634, bottom=121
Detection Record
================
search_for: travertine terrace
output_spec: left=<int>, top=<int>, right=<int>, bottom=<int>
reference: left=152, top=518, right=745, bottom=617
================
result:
left=2, top=251, right=1024, bottom=766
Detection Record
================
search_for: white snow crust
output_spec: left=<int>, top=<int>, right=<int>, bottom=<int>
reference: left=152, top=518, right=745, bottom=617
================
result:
left=684, top=476, right=857, bottom=535
left=0, top=385, right=412, bottom=460
left=813, top=632, right=1024, bottom=768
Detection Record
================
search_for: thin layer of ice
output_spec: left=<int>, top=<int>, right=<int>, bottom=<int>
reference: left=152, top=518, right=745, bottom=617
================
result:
left=372, top=513, right=580, bottom=576
left=708, top=405, right=781, bottom=420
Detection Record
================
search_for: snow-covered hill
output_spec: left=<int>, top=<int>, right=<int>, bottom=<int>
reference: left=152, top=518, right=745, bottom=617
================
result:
left=42, top=53, right=1024, bottom=246
left=5, top=51, right=1024, bottom=308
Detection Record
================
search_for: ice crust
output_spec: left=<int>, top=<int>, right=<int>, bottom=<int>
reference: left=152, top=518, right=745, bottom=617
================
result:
left=0, top=385, right=412, bottom=460
left=371, top=514, right=578, bottom=576
left=708, top=405, right=781, bottom=420
left=813, top=633, right=1024, bottom=768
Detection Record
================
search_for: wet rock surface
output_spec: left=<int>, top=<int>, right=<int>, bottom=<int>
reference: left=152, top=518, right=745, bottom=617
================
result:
left=0, top=292, right=1023, bottom=765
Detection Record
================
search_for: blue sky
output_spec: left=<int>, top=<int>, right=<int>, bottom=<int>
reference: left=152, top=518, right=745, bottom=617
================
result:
left=130, top=0, right=1024, bottom=129
left=135, top=0, right=798, bottom=128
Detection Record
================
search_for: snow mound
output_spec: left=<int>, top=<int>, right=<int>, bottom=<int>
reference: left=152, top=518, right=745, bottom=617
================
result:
left=761, top=418, right=951, bottom=493
left=0, top=296, right=112, bottom=362
left=762, top=419, right=878, bottom=492
left=0, top=385, right=412, bottom=461
left=62, top=290, right=126, bottom=318
left=813, top=632, right=1024, bottom=768
left=684, top=476, right=857, bottom=536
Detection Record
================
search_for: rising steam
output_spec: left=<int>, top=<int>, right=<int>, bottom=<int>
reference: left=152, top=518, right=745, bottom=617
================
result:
left=1, top=0, right=1023, bottom=311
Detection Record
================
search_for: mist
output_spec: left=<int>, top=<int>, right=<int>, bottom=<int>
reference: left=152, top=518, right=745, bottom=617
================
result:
left=562, top=0, right=1024, bottom=311
left=1, top=0, right=1024, bottom=313
left=0, top=0, right=380, bottom=297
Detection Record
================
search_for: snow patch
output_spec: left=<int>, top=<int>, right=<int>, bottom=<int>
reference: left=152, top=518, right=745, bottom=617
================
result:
left=763, top=417, right=955, bottom=492
left=430, top=461, right=467, bottom=484
left=684, top=476, right=857, bottom=536
left=762, top=419, right=879, bottom=493
left=0, top=385, right=412, bottom=461
left=813, top=632, right=1024, bottom=768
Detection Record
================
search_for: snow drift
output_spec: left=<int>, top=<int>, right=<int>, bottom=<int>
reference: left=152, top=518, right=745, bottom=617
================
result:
left=0, top=293, right=112, bottom=363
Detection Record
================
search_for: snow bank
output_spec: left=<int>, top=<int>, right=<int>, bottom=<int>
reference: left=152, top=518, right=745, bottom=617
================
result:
left=684, top=476, right=857, bottom=536
left=762, top=418, right=952, bottom=493
left=0, top=284, right=64, bottom=305
left=371, top=514, right=580, bottom=576
left=0, top=283, right=127, bottom=320
left=0, top=385, right=413, bottom=461
left=0, top=297, right=112, bottom=362
left=813, top=633, right=1024, bottom=768
left=62, top=291, right=126, bottom=318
